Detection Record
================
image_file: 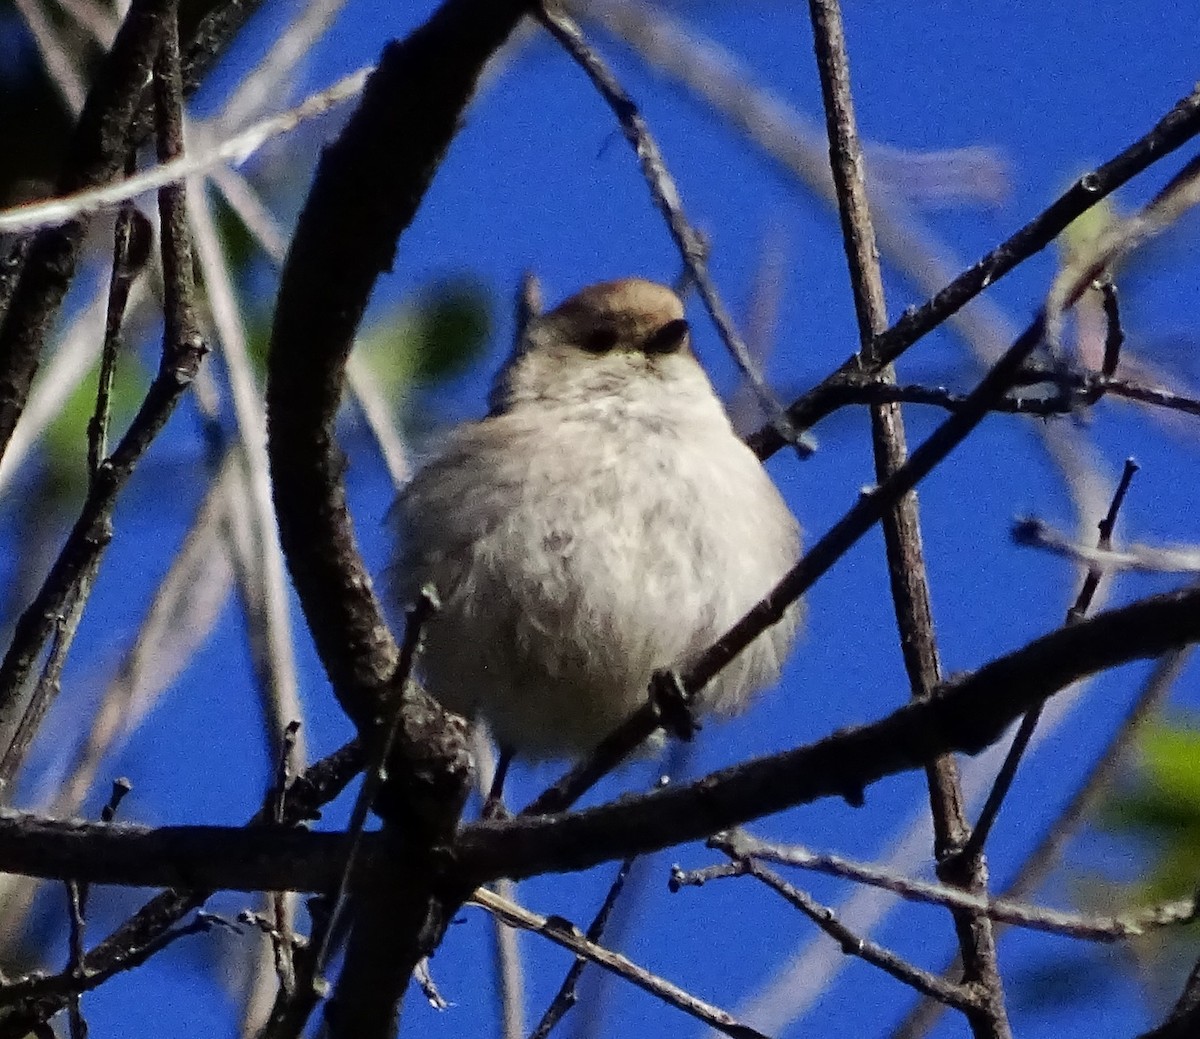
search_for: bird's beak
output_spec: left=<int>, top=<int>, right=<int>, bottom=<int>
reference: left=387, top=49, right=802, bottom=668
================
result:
left=642, top=318, right=690, bottom=355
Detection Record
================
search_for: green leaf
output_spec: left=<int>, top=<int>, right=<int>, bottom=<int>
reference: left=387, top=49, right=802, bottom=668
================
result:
left=44, top=350, right=147, bottom=494
left=357, top=279, right=492, bottom=395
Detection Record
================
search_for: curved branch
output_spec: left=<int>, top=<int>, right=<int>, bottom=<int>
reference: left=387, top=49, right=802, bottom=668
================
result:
left=264, top=3, right=534, bottom=1035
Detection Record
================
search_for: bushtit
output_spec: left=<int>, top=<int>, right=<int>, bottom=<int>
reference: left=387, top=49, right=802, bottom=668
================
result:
left=391, top=279, right=801, bottom=766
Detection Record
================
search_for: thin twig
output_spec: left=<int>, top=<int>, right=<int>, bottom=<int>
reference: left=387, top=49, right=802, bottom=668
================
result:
left=49, top=452, right=236, bottom=821
left=314, top=589, right=438, bottom=979
left=63, top=880, right=86, bottom=1039
left=710, top=831, right=1196, bottom=942
left=1, top=557, right=103, bottom=800
left=215, top=0, right=352, bottom=132
left=266, top=721, right=302, bottom=1000
left=528, top=857, right=635, bottom=1039
left=471, top=886, right=769, bottom=1039
left=745, top=84, right=1200, bottom=461
left=1045, top=154, right=1200, bottom=362
left=88, top=200, right=153, bottom=476
left=1098, top=278, right=1124, bottom=377
left=959, top=457, right=1140, bottom=864
left=0, top=910, right=237, bottom=1007
left=792, top=370, right=1200, bottom=421
left=703, top=856, right=983, bottom=1013
left=0, top=67, right=372, bottom=235
left=259, top=594, right=440, bottom=1039
left=0, top=0, right=206, bottom=799
left=1014, top=518, right=1200, bottom=575
left=893, top=648, right=1193, bottom=1039
left=536, top=3, right=801, bottom=450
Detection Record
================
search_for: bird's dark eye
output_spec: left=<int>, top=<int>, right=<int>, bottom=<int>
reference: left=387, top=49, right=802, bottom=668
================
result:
left=643, top=318, right=689, bottom=355
left=581, top=325, right=621, bottom=354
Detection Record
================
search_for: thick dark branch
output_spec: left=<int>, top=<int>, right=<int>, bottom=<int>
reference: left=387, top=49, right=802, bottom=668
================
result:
left=466, top=584, right=1200, bottom=881
left=2, top=587, right=1199, bottom=894
left=745, top=84, right=1200, bottom=460
left=0, top=0, right=170, bottom=466
left=0, top=8, right=207, bottom=796
left=265, top=3, right=532, bottom=1035
left=0, top=739, right=363, bottom=1036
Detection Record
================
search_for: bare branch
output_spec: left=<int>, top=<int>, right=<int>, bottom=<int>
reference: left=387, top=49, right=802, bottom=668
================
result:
left=708, top=831, right=1197, bottom=942
left=536, top=3, right=801, bottom=451
left=0, top=0, right=171, bottom=465
left=0, top=68, right=371, bottom=235
left=2, top=582, right=1199, bottom=896
left=746, top=84, right=1200, bottom=460
left=467, top=582, right=1200, bottom=881
left=957, top=456, right=1141, bottom=868
left=675, top=856, right=982, bottom=1013
left=1015, top=519, right=1200, bottom=575
left=528, top=857, right=634, bottom=1039
left=471, top=886, right=769, bottom=1039
left=0, top=3, right=207, bottom=796
left=0, top=739, right=363, bottom=1035
left=805, top=5, right=1010, bottom=1033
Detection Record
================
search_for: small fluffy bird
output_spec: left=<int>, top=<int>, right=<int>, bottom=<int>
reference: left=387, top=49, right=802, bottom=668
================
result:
left=391, top=279, right=801, bottom=768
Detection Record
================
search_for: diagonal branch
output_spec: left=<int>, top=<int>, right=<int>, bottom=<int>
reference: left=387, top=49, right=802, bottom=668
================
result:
left=466, top=582, right=1200, bottom=882
left=537, top=3, right=797, bottom=445
left=471, top=886, right=769, bottom=1039
left=2, top=583, right=1200, bottom=895
left=673, top=855, right=983, bottom=1012
left=0, top=4, right=207, bottom=797
left=745, top=84, right=1200, bottom=461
